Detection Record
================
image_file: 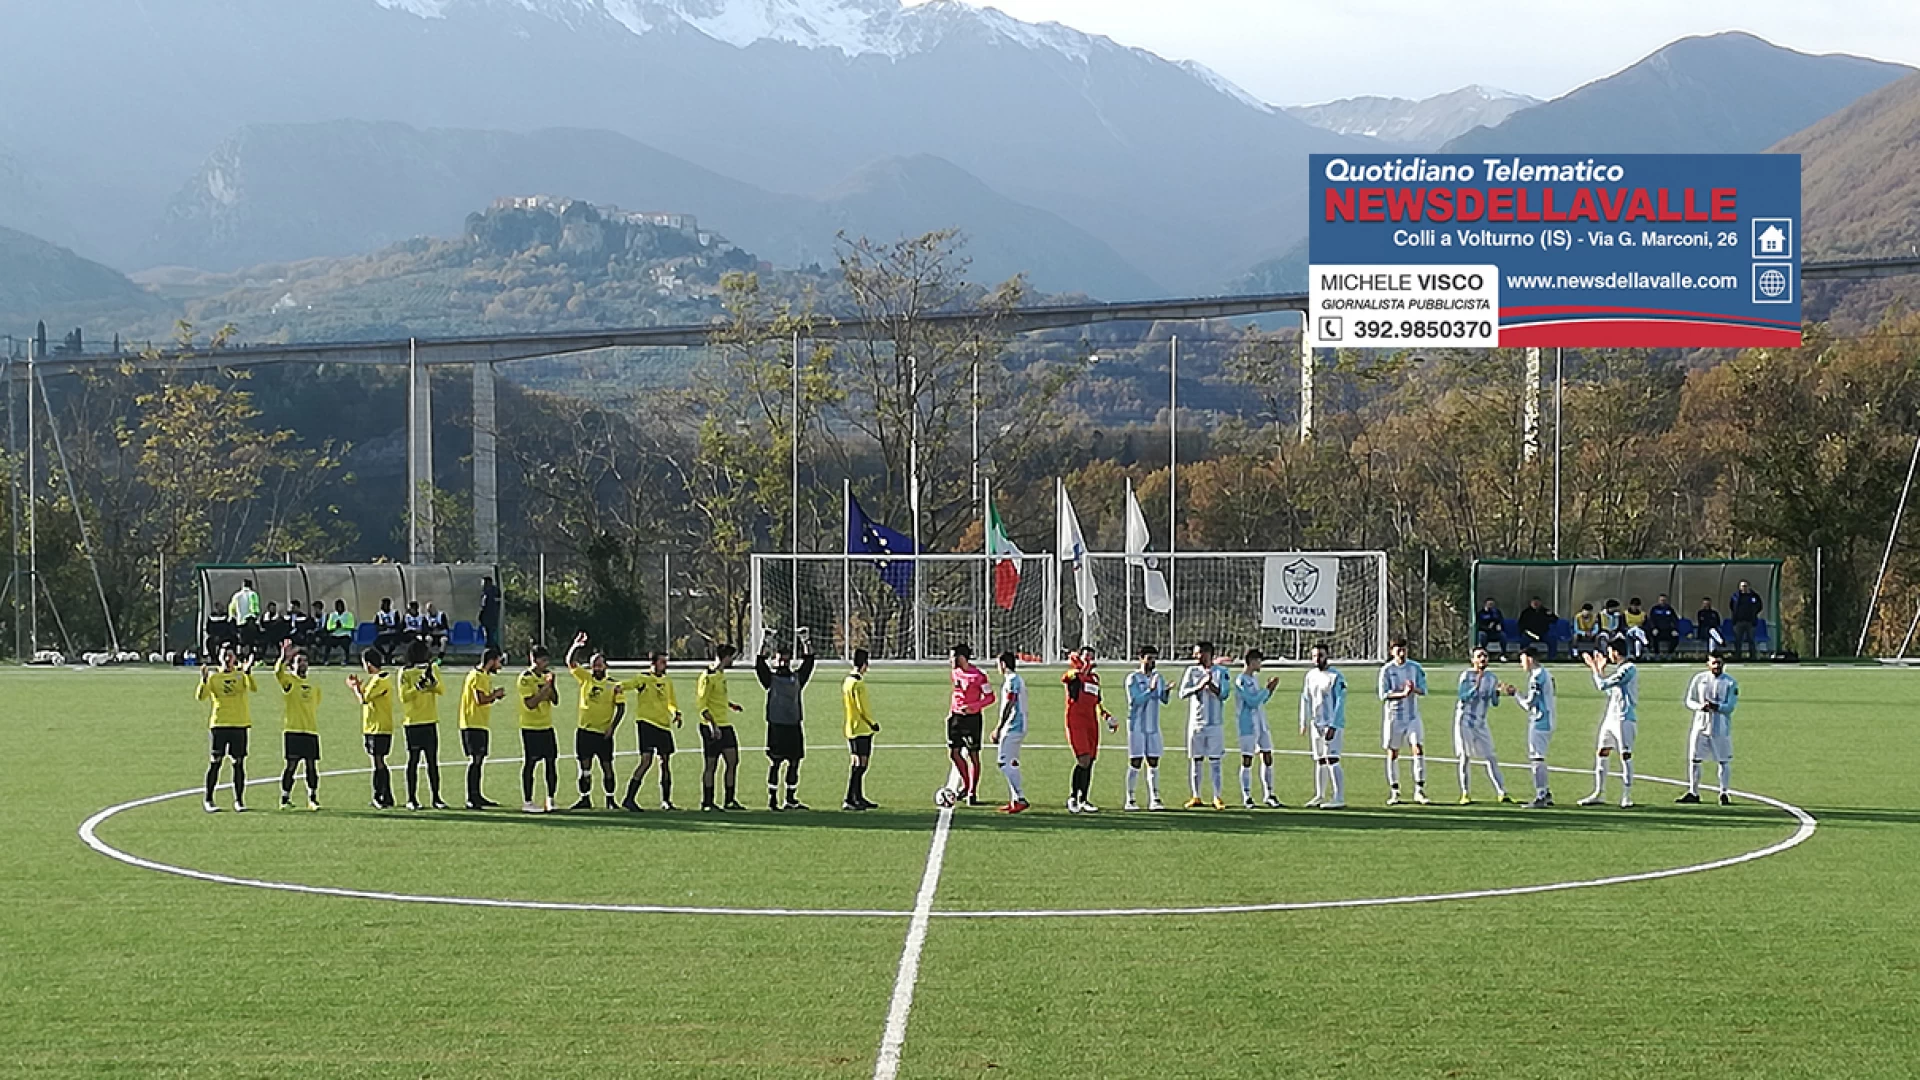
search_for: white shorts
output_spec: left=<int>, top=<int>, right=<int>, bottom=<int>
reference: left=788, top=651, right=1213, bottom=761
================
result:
left=1127, top=726, right=1165, bottom=760
left=1598, top=717, right=1636, bottom=754
left=1382, top=712, right=1425, bottom=752
left=997, top=731, right=1025, bottom=767
left=1237, top=718, right=1273, bottom=756
left=1526, top=726, right=1553, bottom=761
left=1453, top=716, right=1497, bottom=761
left=1310, top=726, right=1344, bottom=760
left=1186, top=724, right=1224, bottom=760
left=1688, top=721, right=1731, bottom=763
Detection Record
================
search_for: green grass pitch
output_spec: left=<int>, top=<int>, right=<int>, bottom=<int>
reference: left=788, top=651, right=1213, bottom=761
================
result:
left=2, top=659, right=1916, bottom=1078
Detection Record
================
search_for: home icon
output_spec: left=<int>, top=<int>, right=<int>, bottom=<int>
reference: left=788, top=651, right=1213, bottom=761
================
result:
left=1751, top=218, right=1794, bottom=260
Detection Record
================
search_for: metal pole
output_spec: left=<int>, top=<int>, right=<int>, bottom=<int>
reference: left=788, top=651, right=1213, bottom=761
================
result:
left=1125, top=476, right=1134, bottom=663
left=6, top=353, right=18, bottom=661
left=1421, top=547, right=1431, bottom=656
left=158, top=548, right=166, bottom=657
left=1814, top=546, right=1822, bottom=659
left=537, top=552, right=547, bottom=646
left=1860, top=432, right=1920, bottom=656
left=909, top=353, right=922, bottom=661
left=1899, top=597, right=1920, bottom=660
left=1552, top=347, right=1563, bottom=560
left=26, top=337, right=36, bottom=657
left=842, top=478, right=852, bottom=657
left=972, top=352, right=982, bottom=648
left=983, top=475, right=993, bottom=662
left=1523, top=347, right=1541, bottom=463
left=791, top=332, right=800, bottom=646
left=408, top=338, right=418, bottom=563
left=663, top=552, right=672, bottom=655
left=471, top=361, right=499, bottom=564
left=1299, top=314, right=1314, bottom=443
left=1168, top=335, right=1178, bottom=655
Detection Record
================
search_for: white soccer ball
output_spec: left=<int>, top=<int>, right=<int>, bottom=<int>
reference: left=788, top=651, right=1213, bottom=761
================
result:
left=86, top=652, right=108, bottom=667
left=933, top=786, right=958, bottom=808
left=147, top=652, right=165, bottom=664
left=49, top=651, right=66, bottom=667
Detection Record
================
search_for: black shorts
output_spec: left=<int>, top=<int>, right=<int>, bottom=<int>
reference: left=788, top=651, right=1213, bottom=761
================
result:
left=460, top=727, right=490, bottom=757
left=404, top=724, right=440, bottom=754
left=521, top=727, right=558, bottom=762
left=638, top=724, right=675, bottom=756
left=766, top=723, right=805, bottom=761
left=848, top=734, right=874, bottom=758
left=363, top=732, right=394, bottom=758
left=210, top=726, right=249, bottom=759
left=946, top=712, right=983, bottom=753
left=575, top=728, right=614, bottom=765
left=283, top=731, right=320, bottom=762
left=701, top=724, right=740, bottom=758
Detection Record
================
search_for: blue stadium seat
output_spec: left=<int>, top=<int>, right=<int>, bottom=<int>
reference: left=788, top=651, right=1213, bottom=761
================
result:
left=1678, top=618, right=1695, bottom=637
left=1755, top=619, right=1771, bottom=648
left=353, top=623, right=378, bottom=646
left=451, top=621, right=482, bottom=648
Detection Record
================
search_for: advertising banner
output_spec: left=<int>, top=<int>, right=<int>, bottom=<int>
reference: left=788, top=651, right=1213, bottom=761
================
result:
left=1261, top=555, right=1341, bottom=632
left=1308, top=154, right=1801, bottom=348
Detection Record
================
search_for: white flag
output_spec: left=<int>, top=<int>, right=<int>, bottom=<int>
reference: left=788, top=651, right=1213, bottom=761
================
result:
left=1057, top=483, right=1098, bottom=617
left=1124, top=484, right=1172, bottom=613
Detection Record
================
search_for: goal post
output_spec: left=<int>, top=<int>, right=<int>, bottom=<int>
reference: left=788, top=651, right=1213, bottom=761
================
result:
left=749, top=551, right=1388, bottom=664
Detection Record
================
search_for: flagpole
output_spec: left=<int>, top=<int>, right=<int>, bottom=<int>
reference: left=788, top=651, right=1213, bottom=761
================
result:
left=792, top=331, right=801, bottom=649
left=971, top=353, right=981, bottom=646
left=909, top=352, right=923, bottom=662
left=842, top=478, right=852, bottom=658
left=1053, top=476, right=1063, bottom=662
left=983, top=475, right=993, bottom=662
left=1168, top=334, right=1179, bottom=657
left=1125, top=476, right=1135, bottom=662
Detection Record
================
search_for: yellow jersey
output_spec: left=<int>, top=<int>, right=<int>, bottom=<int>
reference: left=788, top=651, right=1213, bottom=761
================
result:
left=843, top=672, right=876, bottom=738
left=399, top=663, right=444, bottom=727
left=621, top=672, right=680, bottom=730
left=459, top=668, right=496, bottom=730
left=571, top=665, right=622, bottom=735
left=273, top=661, right=320, bottom=734
left=358, top=671, right=395, bottom=735
left=197, top=669, right=257, bottom=729
left=695, top=665, right=733, bottom=726
left=516, top=668, right=555, bottom=730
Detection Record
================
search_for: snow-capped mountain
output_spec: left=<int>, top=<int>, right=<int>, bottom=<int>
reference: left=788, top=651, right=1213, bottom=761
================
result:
left=1285, top=86, right=1538, bottom=149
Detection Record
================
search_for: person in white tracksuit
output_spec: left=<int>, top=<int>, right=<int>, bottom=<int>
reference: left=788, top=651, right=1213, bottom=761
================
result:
left=1677, top=652, right=1739, bottom=806
left=1452, top=647, right=1512, bottom=804
left=1299, top=645, right=1347, bottom=809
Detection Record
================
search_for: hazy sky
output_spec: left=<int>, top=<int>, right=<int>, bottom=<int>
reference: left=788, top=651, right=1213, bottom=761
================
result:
left=941, top=0, right=1920, bottom=105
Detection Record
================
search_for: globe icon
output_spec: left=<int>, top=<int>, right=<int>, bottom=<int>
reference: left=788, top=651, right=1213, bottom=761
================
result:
left=1758, top=268, right=1788, bottom=298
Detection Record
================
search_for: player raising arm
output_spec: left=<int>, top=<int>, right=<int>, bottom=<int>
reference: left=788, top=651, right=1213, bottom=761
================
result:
left=1579, top=640, right=1639, bottom=808
left=758, top=633, right=816, bottom=811
left=991, top=652, right=1030, bottom=813
left=567, top=633, right=624, bottom=811
left=696, top=644, right=747, bottom=812
left=1123, top=647, right=1169, bottom=812
left=1300, top=645, right=1347, bottom=809
left=198, top=644, right=257, bottom=813
left=273, top=640, right=322, bottom=811
left=1512, top=647, right=1557, bottom=807
left=1678, top=653, right=1739, bottom=806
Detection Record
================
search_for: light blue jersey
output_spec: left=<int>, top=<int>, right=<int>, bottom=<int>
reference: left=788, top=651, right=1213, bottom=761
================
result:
left=1233, top=671, right=1274, bottom=737
left=1300, top=667, right=1346, bottom=730
left=1378, top=659, right=1427, bottom=725
left=1516, top=666, right=1555, bottom=731
left=1180, top=663, right=1230, bottom=728
left=1125, top=670, right=1169, bottom=733
left=1000, top=672, right=1028, bottom=735
left=1455, top=669, right=1502, bottom=726
left=1594, top=660, right=1639, bottom=723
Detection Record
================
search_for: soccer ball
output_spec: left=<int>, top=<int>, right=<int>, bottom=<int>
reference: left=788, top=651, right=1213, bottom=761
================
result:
left=933, top=786, right=958, bottom=808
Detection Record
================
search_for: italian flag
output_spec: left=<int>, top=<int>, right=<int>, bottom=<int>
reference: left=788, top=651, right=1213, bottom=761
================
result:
left=986, top=499, right=1024, bottom=610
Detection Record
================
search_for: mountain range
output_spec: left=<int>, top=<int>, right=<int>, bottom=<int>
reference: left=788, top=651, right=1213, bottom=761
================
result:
left=1286, top=86, right=1539, bottom=149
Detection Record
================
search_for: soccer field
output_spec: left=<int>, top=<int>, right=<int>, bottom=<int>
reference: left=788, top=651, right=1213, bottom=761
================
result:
left=3, top=660, right=1916, bottom=1078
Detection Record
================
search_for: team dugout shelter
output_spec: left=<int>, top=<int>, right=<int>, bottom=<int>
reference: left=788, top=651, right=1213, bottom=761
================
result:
left=196, top=563, right=498, bottom=656
left=1470, top=558, right=1783, bottom=657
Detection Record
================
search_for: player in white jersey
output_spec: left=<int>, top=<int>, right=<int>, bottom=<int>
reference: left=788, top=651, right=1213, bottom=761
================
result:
left=1232, top=650, right=1283, bottom=808
left=1452, top=647, right=1513, bottom=804
left=1512, top=646, right=1557, bottom=807
left=1299, top=644, right=1347, bottom=809
left=1122, top=647, right=1170, bottom=811
left=1579, top=639, right=1639, bottom=807
left=1179, top=641, right=1232, bottom=810
left=1677, top=652, right=1739, bottom=805
left=1377, top=638, right=1431, bottom=805
left=990, top=652, right=1030, bottom=812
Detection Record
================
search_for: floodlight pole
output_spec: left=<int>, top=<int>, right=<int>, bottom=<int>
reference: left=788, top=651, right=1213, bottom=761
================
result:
left=1168, top=335, right=1178, bottom=656
left=25, top=336, right=36, bottom=657
left=1523, top=347, right=1541, bottom=462
left=909, top=352, right=923, bottom=661
left=1552, top=347, right=1563, bottom=562
left=791, top=332, right=800, bottom=647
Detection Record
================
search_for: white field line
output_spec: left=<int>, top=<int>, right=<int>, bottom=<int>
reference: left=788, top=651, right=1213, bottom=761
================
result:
left=78, top=745, right=1815, bottom=921
left=872, top=805, right=953, bottom=1080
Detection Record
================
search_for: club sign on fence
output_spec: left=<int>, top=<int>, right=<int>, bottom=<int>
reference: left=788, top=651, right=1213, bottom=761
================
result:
left=1307, top=153, right=1802, bottom=349
left=1261, top=555, right=1341, bottom=632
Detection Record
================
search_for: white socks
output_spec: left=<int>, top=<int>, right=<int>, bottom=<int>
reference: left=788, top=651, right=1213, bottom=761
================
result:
left=1456, top=755, right=1471, bottom=794
left=1688, top=760, right=1702, bottom=795
left=1484, top=756, right=1507, bottom=798
left=1127, top=765, right=1140, bottom=800
left=1240, top=764, right=1253, bottom=800
left=1413, top=754, right=1426, bottom=787
left=1330, top=763, right=1345, bottom=804
left=1387, top=755, right=1401, bottom=791
left=1717, top=761, right=1731, bottom=794
left=1312, top=763, right=1328, bottom=803
left=1531, top=760, right=1549, bottom=798
left=1590, top=757, right=1609, bottom=798
left=1622, top=756, right=1634, bottom=794
left=1001, top=763, right=1023, bottom=801
left=1209, top=758, right=1223, bottom=798
left=1128, top=764, right=1163, bottom=802
left=1189, top=759, right=1203, bottom=798
left=1261, top=762, right=1273, bottom=799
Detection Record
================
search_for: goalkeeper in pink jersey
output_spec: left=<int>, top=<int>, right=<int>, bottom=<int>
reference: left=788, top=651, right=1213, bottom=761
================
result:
left=948, top=643, right=996, bottom=806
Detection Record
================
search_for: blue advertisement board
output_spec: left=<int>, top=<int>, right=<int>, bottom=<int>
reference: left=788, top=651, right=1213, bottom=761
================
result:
left=1307, top=154, right=1801, bottom=348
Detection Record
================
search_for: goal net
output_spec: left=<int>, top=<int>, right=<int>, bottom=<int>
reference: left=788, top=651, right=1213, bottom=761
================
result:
left=750, top=551, right=1387, bottom=663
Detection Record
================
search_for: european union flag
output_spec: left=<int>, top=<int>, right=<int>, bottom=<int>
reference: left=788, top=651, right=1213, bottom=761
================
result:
left=847, top=495, right=916, bottom=600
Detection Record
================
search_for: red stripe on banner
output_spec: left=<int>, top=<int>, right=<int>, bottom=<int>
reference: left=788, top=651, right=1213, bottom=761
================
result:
left=1501, top=305, right=1801, bottom=328
left=1500, top=319, right=1802, bottom=348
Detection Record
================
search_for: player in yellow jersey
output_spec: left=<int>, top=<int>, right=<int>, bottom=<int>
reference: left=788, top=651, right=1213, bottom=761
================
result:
left=273, top=640, right=323, bottom=811
left=197, top=644, right=258, bottom=813
left=842, top=648, right=879, bottom=811
left=459, top=646, right=508, bottom=809
left=398, top=639, right=448, bottom=810
left=619, top=651, right=684, bottom=811
left=348, top=648, right=397, bottom=809
left=516, top=643, right=560, bottom=813
left=566, top=632, right=624, bottom=810
left=696, top=643, right=746, bottom=811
